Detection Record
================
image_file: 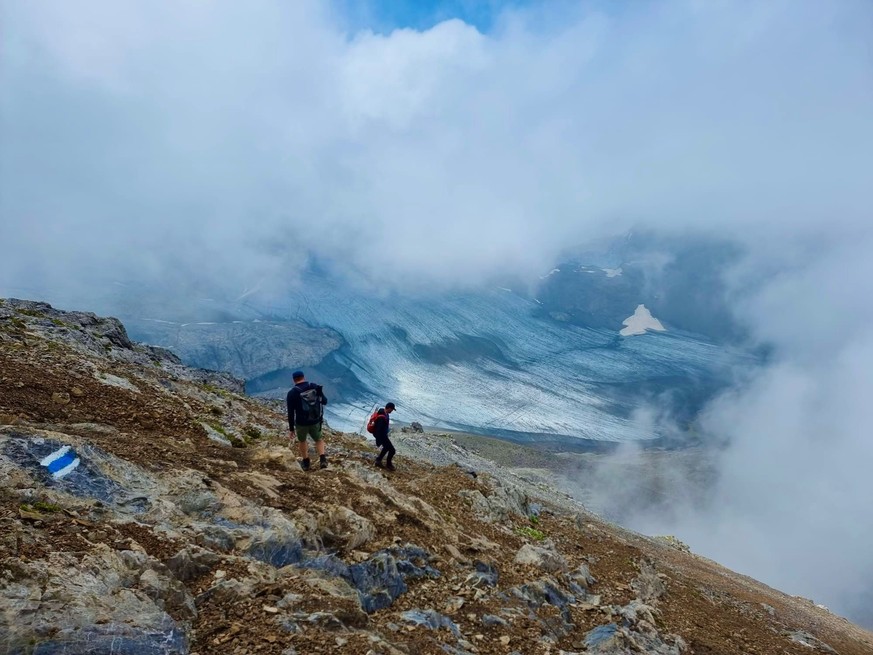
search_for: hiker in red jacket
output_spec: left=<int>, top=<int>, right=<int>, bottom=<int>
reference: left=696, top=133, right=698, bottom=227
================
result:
left=373, top=402, right=396, bottom=470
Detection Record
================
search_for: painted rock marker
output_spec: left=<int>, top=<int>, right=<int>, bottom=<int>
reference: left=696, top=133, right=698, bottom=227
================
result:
left=40, top=445, right=81, bottom=479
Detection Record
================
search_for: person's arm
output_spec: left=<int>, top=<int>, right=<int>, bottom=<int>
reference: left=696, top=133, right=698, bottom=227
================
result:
left=317, top=384, right=328, bottom=406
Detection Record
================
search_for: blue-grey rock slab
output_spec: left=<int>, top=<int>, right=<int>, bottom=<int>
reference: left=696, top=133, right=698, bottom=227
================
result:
left=17, top=621, right=188, bottom=655
left=3, top=435, right=127, bottom=506
left=299, top=545, right=440, bottom=613
left=401, top=609, right=461, bottom=637
left=585, top=623, right=622, bottom=651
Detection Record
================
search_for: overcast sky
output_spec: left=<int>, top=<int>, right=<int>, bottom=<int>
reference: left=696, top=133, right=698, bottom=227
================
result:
left=2, top=0, right=870, bottom=296
left=2, top=0, right=873, bottom=627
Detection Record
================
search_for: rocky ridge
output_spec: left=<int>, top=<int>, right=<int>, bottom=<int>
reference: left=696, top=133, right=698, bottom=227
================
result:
left=123, top=315, right=342, bottom=385
left=1, top=298, right=872, bottom=655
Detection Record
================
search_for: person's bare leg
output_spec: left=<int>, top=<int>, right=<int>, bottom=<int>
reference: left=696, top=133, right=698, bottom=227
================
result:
left=316, top=439, right=326, bottom=457
left=298, top=439, right=308, bottom=459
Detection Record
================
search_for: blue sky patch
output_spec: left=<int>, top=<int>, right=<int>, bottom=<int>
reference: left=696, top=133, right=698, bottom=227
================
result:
left=333, top=0, right=531, bottom=33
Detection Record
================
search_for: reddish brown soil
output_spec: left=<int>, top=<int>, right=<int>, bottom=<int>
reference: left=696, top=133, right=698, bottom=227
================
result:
left=2, top=315, right=872, bottom=655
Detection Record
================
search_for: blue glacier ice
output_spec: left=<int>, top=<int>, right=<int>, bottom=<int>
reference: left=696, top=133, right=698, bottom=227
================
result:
left=254, top=280, right=757, bottom=445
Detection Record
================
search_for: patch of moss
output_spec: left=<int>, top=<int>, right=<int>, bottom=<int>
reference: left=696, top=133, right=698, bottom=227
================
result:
left=206, top=420, right=246, bottom=448
left=32, top=501, right=62, bottom=513
left=202, top=382, right=230, bottom=398
left=243, top=425, right=263, bottom=441
left=19, top=501, right=62, bottom=517
left=16, top=308, right=45, bottom=318
left=516, top=525, right=547, bottom=541
left=206, top=420, right=229, bottom=437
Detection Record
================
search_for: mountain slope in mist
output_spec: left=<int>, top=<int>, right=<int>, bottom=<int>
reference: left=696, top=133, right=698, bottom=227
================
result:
left=126, top=269, right=754, bottom=445
left=3, top=298, right=872, bottom=655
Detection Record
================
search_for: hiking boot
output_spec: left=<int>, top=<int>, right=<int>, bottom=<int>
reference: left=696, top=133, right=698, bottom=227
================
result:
left=300, top=458, right=311, bottom=471
left=374, top=459, right=385, bottom=468
left=386, top=462, right=396, bottom=471
left=319, top=456, right=328, bottom=469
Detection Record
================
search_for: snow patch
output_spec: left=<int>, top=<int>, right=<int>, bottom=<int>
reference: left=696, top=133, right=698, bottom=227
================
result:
left=540, top=269, right=560, bottom=279
left=619, top=305, right=666, bottom=337
left=603, top=267, right=623, bottom=278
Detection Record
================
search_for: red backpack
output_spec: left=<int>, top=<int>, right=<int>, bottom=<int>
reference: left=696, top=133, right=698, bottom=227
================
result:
left=366, top=411, right=381, bottom=434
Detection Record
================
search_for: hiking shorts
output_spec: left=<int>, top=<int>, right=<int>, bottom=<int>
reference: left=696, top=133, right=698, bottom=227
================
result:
left=295, top=423, right=323, bottom=443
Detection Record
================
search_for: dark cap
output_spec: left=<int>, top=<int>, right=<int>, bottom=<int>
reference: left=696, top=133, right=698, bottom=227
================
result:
left=292, top=370, right=305, bottom=380
left=385, top=402, right=396, bottom=410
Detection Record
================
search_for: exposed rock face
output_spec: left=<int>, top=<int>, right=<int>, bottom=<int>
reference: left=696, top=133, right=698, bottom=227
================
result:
left=401, top=421, right=425, bottom=434
left=1, top=298, right=244, bottom=393
left=534, top=234, right=745, bottom=342
left=2, top=546, right=191, bottom=654
left=458, top=476, right=531, bottom=523
left=124, top=315, right=342, bottom=383
left=632, top=559, right=667, bottom=603
left=1, top=299, right=869, bottom=655
left=513, top=543, right=568, bottom=573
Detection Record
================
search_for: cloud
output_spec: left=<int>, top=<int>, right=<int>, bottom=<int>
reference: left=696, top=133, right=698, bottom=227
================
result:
left=2, top=0, right=873, bottom=627
left=693, top=242, right=873, bottom=625
left=2, top=0, right=871, bottom=296
left=579, top=237, right=873, bottom=626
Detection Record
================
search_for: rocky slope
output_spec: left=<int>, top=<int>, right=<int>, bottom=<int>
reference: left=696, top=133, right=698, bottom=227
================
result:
left=1, top=298, right=871, bottom=655
left=122, top=316, right=343, bottom=385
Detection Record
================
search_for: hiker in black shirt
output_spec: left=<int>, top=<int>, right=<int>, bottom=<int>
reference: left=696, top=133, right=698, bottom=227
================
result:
left=373, top=402, right=396, bottom=470
left=287, top=370, right=328, bottom=470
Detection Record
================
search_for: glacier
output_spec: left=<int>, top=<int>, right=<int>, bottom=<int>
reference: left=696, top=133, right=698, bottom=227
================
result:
left=247, top=281, right=756, bottom=445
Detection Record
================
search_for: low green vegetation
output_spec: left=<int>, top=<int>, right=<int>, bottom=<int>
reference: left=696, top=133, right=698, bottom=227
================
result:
left=516, top=525, right=547, bottom=541
left=32, top=501, right=62, bottom=513
left=19, top=501, right=63, bottom=515
left=206, top=420, right=246, bottom=448
left=206, top=420, right=230, bottom=438
left=16, top=308, right=45, bottom=318
left=202, top=382, right=230, bottom=398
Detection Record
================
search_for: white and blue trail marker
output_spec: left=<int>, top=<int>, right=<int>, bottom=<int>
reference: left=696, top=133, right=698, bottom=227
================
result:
left=39, top=445, right=81, bottom=479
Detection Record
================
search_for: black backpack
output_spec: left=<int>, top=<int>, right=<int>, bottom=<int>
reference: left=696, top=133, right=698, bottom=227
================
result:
left=299, top=384, right=324, bottom=423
